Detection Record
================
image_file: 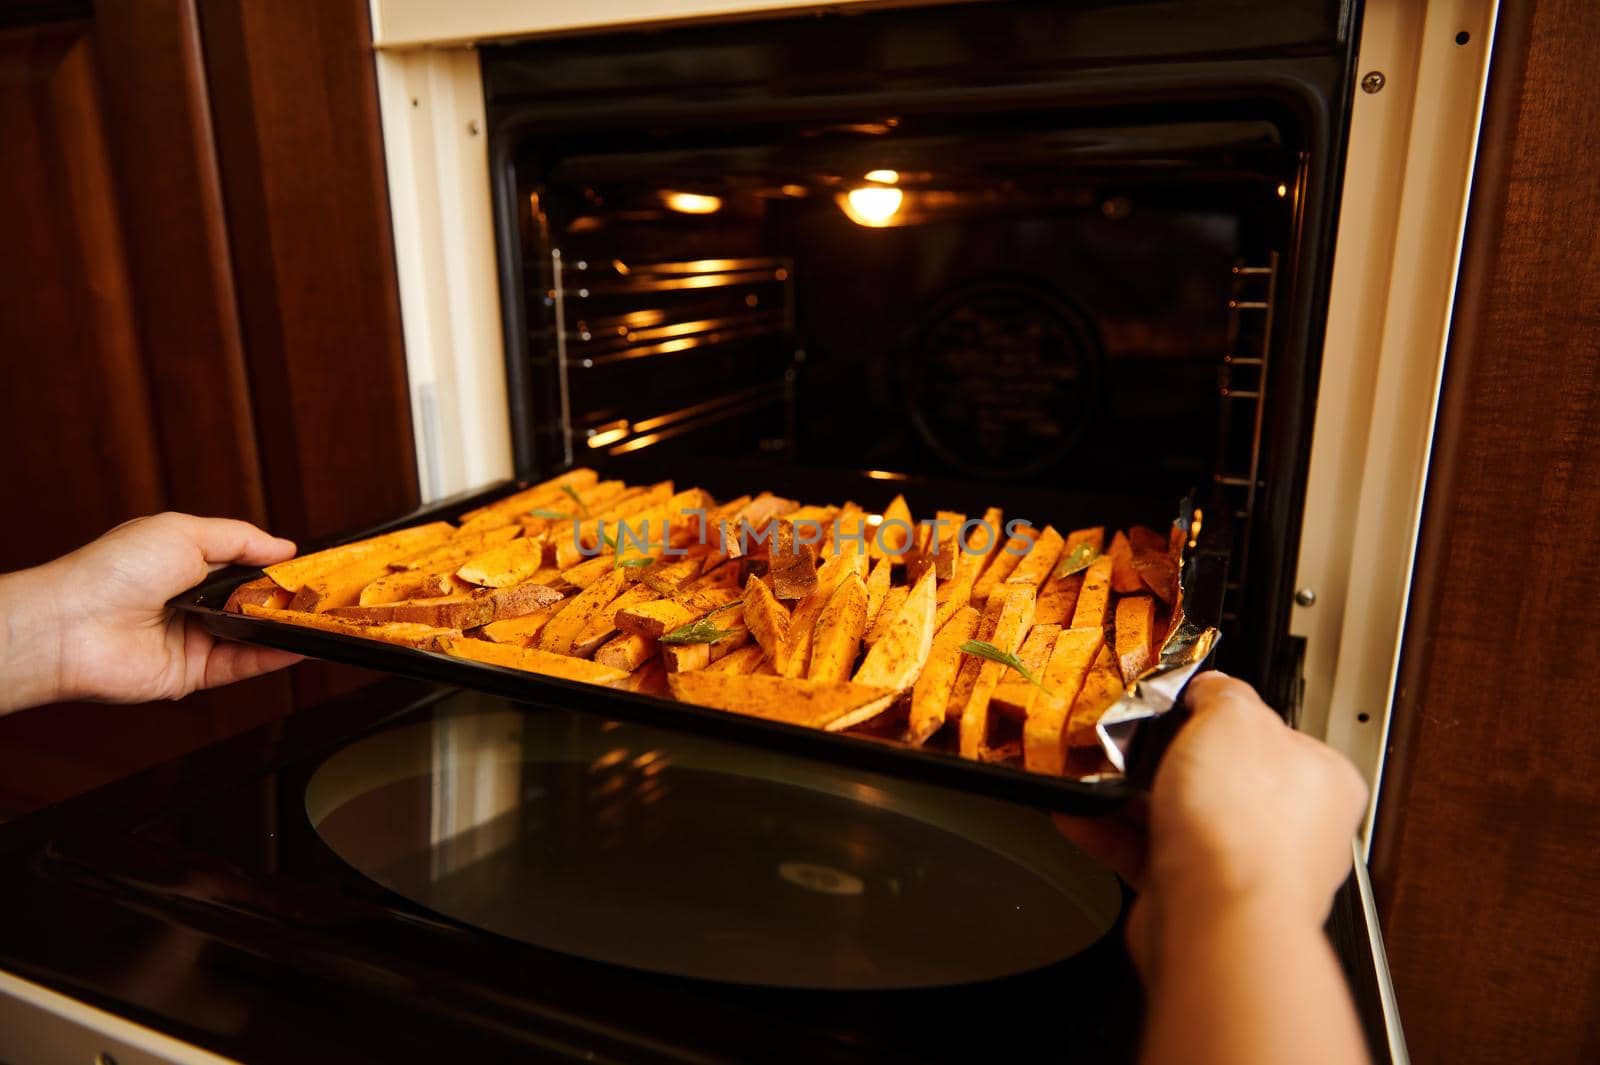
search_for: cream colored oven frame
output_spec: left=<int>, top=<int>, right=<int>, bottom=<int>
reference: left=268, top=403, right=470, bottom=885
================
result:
left=369, top=0, right=1500, bottom=848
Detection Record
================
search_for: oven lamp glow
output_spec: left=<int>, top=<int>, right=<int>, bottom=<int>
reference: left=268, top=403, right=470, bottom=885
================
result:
left=1276, top=183, right=1289, bottom=198
left=661, top=191, right=723, bottom=214
left=840, top=186, right=904, bottom=227
left=864, top=168, right=899, bottom=184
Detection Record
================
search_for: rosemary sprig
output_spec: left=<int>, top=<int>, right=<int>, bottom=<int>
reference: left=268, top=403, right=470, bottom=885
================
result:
left=616, top=558, right=654, bottom=569
left=1056, top=542, right=1100, bottom=579
left=660, top=617, right=739, bottom=645
left=527, top=507, right=571, bottom=520
left=959, top=639, right=1053, bottom=696
left=707, top=598, right=745, bottom=616
left=561, top=484, right=592, bottom=520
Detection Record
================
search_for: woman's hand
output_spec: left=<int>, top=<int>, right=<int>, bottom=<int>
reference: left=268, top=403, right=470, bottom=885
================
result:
left=1055, top=672, right=1373, bottom=1065
left=0, top=513, right=303, bottom=713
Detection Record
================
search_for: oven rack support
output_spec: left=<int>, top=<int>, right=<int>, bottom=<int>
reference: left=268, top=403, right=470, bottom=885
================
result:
left=1214, top=252, right=1279, bottom=623
left=549, top=251, right=798, bottom=460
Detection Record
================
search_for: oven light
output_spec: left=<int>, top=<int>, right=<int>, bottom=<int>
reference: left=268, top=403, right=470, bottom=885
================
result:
left=864, top=469, right=908, bottom=481
left=840, top=186, right=904, bottom=227
left=1276, top=183, right=1289, bottom=198
left=864, top=168, right=899, bottom=184
left=661, top=191, right=723, bottom=214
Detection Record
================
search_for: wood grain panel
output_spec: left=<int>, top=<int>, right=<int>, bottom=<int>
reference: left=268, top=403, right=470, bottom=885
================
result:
left=197, top=0, right=419, bottom=546
left=0, top=20, right=165, bottom=570
left=1373, top=2, right=1600, bottom=1062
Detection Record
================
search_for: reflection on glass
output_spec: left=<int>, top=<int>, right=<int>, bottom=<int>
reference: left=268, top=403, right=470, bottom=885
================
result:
left=863, top=168, right=900, bottom=184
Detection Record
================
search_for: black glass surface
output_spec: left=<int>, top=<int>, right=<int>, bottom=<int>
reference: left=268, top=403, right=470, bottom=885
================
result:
left=0, top=681, right=1145, bottom=1063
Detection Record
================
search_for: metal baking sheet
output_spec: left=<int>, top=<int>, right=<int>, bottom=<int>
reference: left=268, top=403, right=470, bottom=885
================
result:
left=174, top=475, right=1225, bottom=815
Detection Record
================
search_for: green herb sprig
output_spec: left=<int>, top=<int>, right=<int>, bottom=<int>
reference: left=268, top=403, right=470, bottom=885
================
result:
left=660, top=618, right=739, bottom=645
left=1056, top=542, right=1100, bottom=579
left=561, top=484, right=593, bottom=520
left=959, top=639, right=1053, bottom=696
left=527, top=507, right=571, bottom=520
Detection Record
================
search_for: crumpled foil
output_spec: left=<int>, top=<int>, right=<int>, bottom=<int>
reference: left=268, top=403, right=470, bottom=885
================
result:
left=1090, top=508, right=1222, bottom=776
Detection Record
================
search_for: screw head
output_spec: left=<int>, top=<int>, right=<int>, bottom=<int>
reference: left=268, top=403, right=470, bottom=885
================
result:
left=1295, top=587, right=1317, bottom=607
left=1361, top=71, right=1386, bottom=94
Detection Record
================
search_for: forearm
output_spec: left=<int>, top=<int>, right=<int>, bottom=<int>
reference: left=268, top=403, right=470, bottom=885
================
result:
left=1139, top=893, right=1370, bottom=1065
left=0, top=565, right=68, bottom=714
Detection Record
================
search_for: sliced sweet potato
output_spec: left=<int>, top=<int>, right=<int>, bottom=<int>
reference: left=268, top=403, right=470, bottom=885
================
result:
left=869, top=494, right=914, bottom=563
left=1032, top=573, right=1083, bottom=627
left=863, top=586, right=908, bottom=648
left=666, top=671, right=894, bottom=731
left=853, top=569, right=936, bottom=692
left=358, top=568, right=456, bottom=607
left=225, top=576, right=291, bottom=613
left=331, top=580, right=562, bottom=629
left=570, top=582, right=660, bottom=660
left=706, top=644, right=766, bottom=675
left=616, top=586, right=740, bottom=639
left=971, top=523, right=1037, bottom=603
left=1107, top=530, right=1144, bottom=594
left=991, top=623, right=1062, bottom=720
left=241, top=604, right=458, bottom=651
left=807, top=575, right=868, bottom=683
left=1065, top=644, right=1126, bottom=749
left=456, top=536, right=547, bottom=588
left=742, top=574, right=791, bottom=664
left=861, top=558, right=892, bottom=632
left=769, top=519, right=820, bottom=600
left=907, top=605, right=981, bottom=745
left=1069, top=556, right=1114, bottom=630
left=1003, top=524, right=1065, bottom=594
left=480, top=605, right=561, bottom=646
left=1023, top=626, right=1105, bottom=775
left=536, top=569, right=631, bottom=656
left=389, top=524, right=520, bottom=572
left=264, top=521, right=454, bottom=594
left=1114, top=595, right=1157, bottom=683
left=778, top=552, right=864, bottom=677
left=958, top=584, right=1038, bottom=758
left=663, top=624, right=751, bottom=673
left=457, top=468, right=599, bottom=523
left=945, top=593, right=1007, bottom=723
left=594, top=632, right=655, bottom=673
left=442, top=637, right=632, bottom=688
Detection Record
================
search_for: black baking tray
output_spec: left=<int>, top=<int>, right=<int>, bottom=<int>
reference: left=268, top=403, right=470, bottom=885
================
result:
left=174, top=469, right=1226, bottom=815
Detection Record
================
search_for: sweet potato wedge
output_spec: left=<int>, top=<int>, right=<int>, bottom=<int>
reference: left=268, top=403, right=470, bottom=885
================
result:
left=357, top=568, right=456, bottom=607
left=807, top=575, right=868, bottom=683
left=457, top=467, right=598, bottom=523
left=1065, top=644, right=1126, bottom=749
left=1023, top=626, right=1105, bottom=774
left=991, top=623, right=1062, bottom=720
left=778, top=552, right=864, bottom=677
left=616, top=586, right=740, bottom=640
left=442, top=637, right=632, bottom=688
left=570, top=582, right=660, bottom=660
left=663, top=624, right=751, bottom=673
left=853, top=569, right=936, bottom=692
left=456, top=536, right=547, bottom=588
left=331, top=580, right=562, bottom=629
left=264, top=522, right=454, bottom=595
left=479, top=605, right=561, bottom=646
left=666, top=671, right=894, bottom=731
left=1003, top=524, right=1065, bottom=594
left=862, top=586, right=908, bottom=648
left=1107, top=530, right=1143, bottom=594
left=389, top=525, right=520, bottom=572
left=742, top=574, right=791, bottom=663
left=241, top=604, right=458, bottom=651
left=958, top=584, right=1038, bottom=758
left=705, top=644, right=766, bottom=675
left=537, top=569, right=630, bottom=656
left=907, top=605, right=981, bottom=745
left=971, top=523, right=1037, bottom=603
left=769, top=519, right=820, bottom=600
left=1114, top=595, right=1157, bottom=683
left=594, top=632, right=655, bottom=673
left=945, top=593, right=1006, bottom=723
left=861, top=558, right=892, bottom=631
left=225, top=576, right=291, bottom=613
left=1069, top=556, right=1115, bottom=630
left=869, top=493, right=914, bottom=564
left=1032, top=573, right=1083, bottom=627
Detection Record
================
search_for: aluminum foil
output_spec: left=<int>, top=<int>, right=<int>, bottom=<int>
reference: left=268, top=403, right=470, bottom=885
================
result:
left=1091, top=511, right=1222, bottom=775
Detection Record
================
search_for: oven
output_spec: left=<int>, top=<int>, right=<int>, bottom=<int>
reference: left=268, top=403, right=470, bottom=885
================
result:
left=0, top=0, right=1501, bottom=1061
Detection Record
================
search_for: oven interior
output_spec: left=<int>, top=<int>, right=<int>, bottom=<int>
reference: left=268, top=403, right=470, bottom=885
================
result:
left=484, top=0, right=1357, bottom=717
